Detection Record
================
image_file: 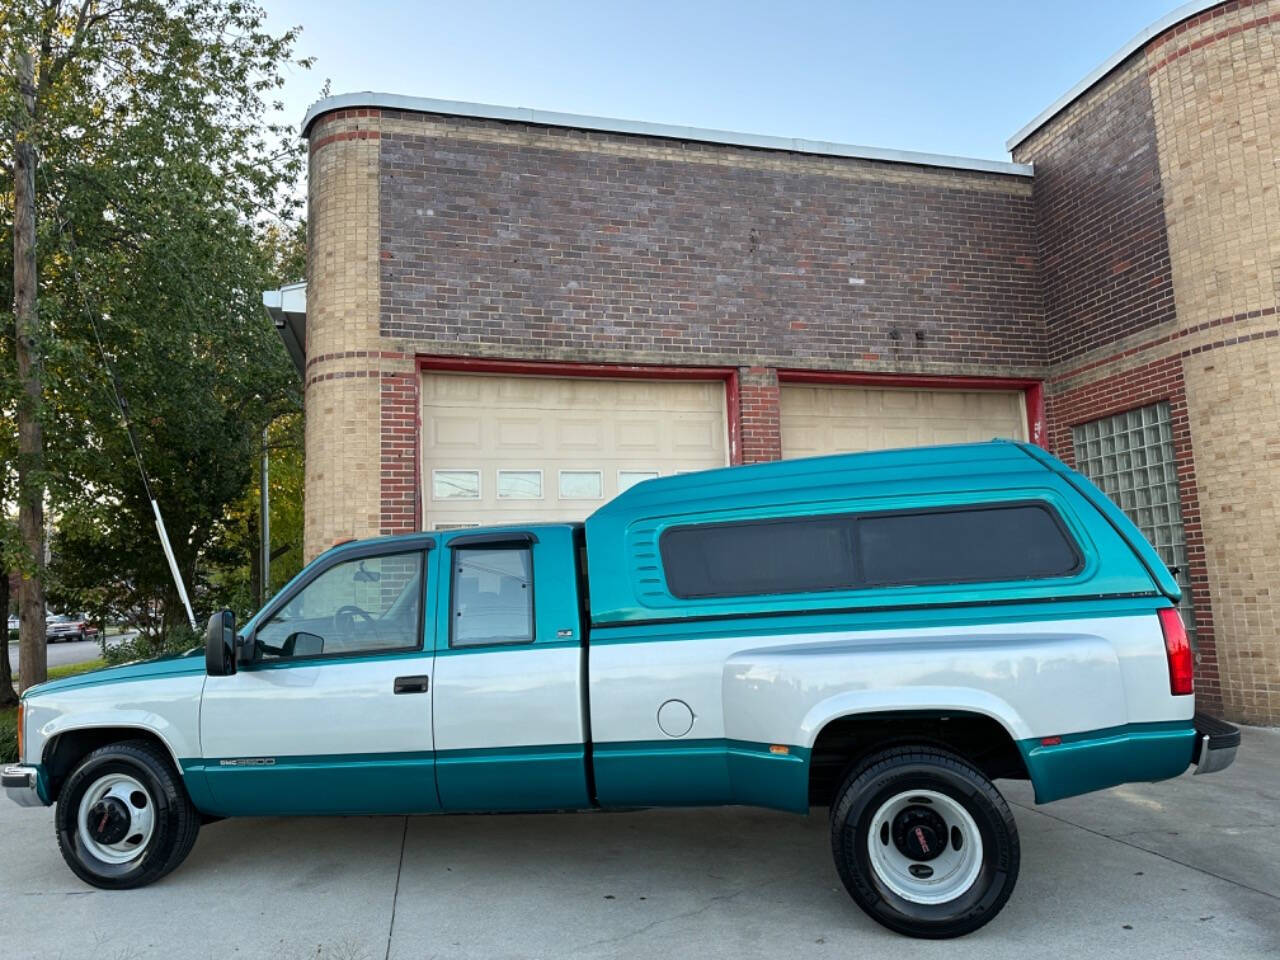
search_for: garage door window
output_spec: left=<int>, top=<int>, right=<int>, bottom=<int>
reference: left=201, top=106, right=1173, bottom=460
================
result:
left=559, top=470, right=603, bottom=500
left=433, top=470, right=480, bottom=500
left=1072, top=403, right=1195, bottom=641
left=497, top=470, right=542, bottom=499
left=660, top=503, right=1080, bottom=599
left=618, top=470, right=659, bottom=493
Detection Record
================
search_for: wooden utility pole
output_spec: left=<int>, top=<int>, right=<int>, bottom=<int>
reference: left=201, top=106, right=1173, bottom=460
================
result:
left=13, top=47, right=48, bottom=691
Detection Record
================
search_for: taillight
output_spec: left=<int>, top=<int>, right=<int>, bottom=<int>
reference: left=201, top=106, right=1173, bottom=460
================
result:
left=16, top=701, right=23, bottom=762
left=1158, top=607, right=1194, bottom=696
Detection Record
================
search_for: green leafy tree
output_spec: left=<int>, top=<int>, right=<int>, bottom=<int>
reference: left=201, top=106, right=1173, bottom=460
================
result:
left=1, top=1, right=311, bottom=661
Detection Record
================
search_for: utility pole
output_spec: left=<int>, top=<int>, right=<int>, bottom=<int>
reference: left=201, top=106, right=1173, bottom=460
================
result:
left=13, top=47, right=47, bottom=691
left=259, top=426, right=270, bottom=608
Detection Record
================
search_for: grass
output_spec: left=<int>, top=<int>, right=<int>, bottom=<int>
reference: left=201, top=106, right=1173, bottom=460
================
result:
left=46, top=658, right=106, bottom=680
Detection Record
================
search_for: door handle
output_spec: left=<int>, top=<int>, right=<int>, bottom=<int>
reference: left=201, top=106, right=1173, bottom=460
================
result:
left=393, top=675, right=430, bottom=694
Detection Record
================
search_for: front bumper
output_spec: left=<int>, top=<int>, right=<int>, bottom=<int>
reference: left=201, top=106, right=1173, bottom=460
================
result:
left=2, top=764, right=45, bottom=807
left=1191, top=711, right=1240, bottom=776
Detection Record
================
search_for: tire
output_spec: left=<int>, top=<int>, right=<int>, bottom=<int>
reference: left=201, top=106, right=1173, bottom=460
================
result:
left=829, top=745, right=1019, bottom=939
left=55, top=739, right=201, bottom=889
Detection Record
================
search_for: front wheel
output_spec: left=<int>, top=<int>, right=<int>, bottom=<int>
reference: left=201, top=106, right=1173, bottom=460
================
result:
left=55, top=740, right=200, bottom=889
left=830, top=746, right=1019, bottom=938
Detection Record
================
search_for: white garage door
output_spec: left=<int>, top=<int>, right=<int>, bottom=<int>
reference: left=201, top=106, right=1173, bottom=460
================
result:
left=422, top=373, right=729, bottom=528
left=780, top=384, right=1026, bottom=459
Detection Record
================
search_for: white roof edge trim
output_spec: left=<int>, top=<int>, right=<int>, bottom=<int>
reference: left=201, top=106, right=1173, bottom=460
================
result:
left=303, top=92, right=1033, bottom=178
left=1006, top=0, right=1221, bottom=152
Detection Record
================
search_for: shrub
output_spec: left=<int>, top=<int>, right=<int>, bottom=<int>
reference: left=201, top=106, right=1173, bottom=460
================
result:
left=0, top=708, right=17, bottom=765
left=102, top=625, right=201, bottom=666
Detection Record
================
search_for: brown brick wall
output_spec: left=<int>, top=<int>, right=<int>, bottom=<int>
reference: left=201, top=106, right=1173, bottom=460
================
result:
left=377, top=111, right=1045, bottom=377
left=1012, top=57, right=1176, bottom=365
left=379, top=368, right=418, bottom=535
left=738, top=366, right=782, bottom=463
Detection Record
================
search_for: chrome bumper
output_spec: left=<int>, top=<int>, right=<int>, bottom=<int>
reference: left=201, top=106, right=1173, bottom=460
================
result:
left=2, top=764, right=45, bottom=807
left=1192, top=712, right=1240, bottom=776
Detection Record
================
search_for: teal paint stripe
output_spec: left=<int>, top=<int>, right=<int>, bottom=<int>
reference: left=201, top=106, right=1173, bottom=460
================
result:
left=435, top=743, right=584, bottom=762
left=435, top=744, right=589, bottom=812
left=589, top=596, right=1167, bottom=645
left=186, top=752, right=440, bottom=816
left=183, top=751, right=435, bottom=771
left=1019, top=720, right=1195, bottom=804
left=592, top=738, right=810, bottom=813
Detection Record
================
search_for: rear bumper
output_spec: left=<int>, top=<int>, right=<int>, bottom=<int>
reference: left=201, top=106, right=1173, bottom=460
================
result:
left=2, top=764, right=46, bottom=807
left=1191, top=711, right=1240, bottom=776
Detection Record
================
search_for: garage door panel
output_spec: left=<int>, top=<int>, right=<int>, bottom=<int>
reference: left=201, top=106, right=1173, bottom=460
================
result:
left=780, top=384, right=1025, bottom=460
left=496, top=418, right=543, bottom=447
left=423, top=373, right=727, bottom=527
left=430, top=415, right=483, bottom=449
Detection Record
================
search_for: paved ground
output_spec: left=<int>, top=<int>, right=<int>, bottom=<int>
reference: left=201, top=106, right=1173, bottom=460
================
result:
left=7, top=633, right=134, bottom=673
left=4, top=727, right=1278, bottom=960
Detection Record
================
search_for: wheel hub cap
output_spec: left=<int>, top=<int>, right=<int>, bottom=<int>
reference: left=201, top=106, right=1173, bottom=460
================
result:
left=892, top=806, right=949, bottom=861
left=87, top=797, right=131, bottom=845
left=76, top=772, right=156, bottom=866
left=867, top=789, right=984, bottom=906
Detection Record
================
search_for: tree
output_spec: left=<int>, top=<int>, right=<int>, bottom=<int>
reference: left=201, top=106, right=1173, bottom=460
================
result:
left=1, top=1, right=310, bottom=670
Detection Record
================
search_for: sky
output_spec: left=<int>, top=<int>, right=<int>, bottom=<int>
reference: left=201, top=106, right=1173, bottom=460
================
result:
left=260, top=0, right=1183, bottom=163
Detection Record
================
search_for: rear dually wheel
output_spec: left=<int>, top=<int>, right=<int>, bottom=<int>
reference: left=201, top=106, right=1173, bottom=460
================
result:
left=830, top=745, right=1019, bottom=938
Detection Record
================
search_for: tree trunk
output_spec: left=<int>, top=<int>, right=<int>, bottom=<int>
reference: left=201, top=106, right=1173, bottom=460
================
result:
left=13, top=47, right=47, bottom=692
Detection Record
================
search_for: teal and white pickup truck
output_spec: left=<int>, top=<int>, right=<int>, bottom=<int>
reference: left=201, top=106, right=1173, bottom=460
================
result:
left=4, top=441, right=1238, bottom=938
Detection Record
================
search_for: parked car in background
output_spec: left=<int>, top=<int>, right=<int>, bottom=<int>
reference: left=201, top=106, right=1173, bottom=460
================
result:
left=44, top=615, right=97, bottom=643
left=6, top=614, right=17, bottom=635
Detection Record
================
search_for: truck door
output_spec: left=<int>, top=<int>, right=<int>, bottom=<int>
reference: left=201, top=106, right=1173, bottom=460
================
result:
left=198, top=537, right=439, bottom=815
left=431, top=527, right=590, bottom=811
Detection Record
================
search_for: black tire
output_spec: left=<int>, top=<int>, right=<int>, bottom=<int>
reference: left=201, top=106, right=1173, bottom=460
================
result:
left=829, top=745, right=1019, bottom=939
left=55, top=739, right=200, bottom=889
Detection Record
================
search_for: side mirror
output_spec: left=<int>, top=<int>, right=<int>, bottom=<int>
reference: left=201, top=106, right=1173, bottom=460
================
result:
left=283, top=631, right=324, bottom=658
left=205, top=609, right=236, bottom=676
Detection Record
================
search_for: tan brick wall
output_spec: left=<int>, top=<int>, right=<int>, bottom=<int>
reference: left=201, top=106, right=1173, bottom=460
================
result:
left=304, top=111, right=389, bottom=561
left=1148, top=0, right=1280, bottom=723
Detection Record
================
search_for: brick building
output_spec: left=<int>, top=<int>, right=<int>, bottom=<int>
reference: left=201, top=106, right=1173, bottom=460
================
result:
left=268, top=0, right=1279, bottom=723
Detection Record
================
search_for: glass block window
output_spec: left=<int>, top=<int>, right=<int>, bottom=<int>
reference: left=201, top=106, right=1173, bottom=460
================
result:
left=1071, top=403, right=1195, bottom=641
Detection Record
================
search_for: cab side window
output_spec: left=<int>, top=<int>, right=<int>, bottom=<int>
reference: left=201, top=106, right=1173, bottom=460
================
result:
left=451, top=546, right=533, bottom=647
left=256, top=551, right=424, bottom=660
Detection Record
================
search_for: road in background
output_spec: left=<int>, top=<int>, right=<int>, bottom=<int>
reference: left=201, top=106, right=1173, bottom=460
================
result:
left=7, top=632, right=135, bottom=673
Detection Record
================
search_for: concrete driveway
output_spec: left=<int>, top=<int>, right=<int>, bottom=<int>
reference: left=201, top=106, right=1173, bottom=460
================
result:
left=5, top=727, right=1277, bottom=960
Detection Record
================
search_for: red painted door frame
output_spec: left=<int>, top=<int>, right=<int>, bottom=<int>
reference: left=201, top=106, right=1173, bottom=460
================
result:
left=776, top=369, right=1047, bottom=449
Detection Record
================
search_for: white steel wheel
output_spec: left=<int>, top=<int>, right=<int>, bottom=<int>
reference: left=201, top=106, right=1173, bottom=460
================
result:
left=866, top=789, right=983, bottom=905
left=76, top=772, right=156, bottom=866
